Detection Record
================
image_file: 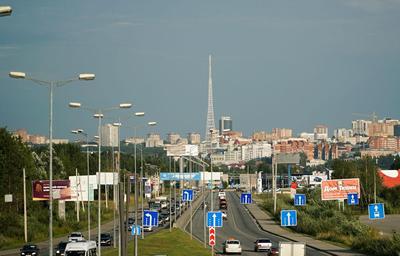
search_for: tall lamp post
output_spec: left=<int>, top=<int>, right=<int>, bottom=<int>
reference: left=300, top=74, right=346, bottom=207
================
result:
left=69, top=102, right=132, bottom=256
left=9, top=71, right=95, bottom=256
left=0, top=6, right=12, bottom=16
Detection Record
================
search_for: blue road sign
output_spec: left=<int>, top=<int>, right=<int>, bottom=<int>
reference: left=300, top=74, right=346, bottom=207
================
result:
left=347, top=193, right=359, bottom=205
left=160, top=172, right=201, bottom=181
left=294, top=194, right=306, bottom=206
left=130, top=225, right=141, bottom=236
left=207, top=211, right=223, bottom=227
left=240, top=193, right=252, bottom=204
left=182, top=189, right=193, bottom=202
left=143, top=210, right=158, bottom=227
left=368, top=203, right=385, bottom=220
left=280, top=210, right=297, bottom=227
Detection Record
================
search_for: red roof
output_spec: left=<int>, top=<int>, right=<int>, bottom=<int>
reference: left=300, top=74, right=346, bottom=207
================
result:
left=379, top=170, right=400, bottom=188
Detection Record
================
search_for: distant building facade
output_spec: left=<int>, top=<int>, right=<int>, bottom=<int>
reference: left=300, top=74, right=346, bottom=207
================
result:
left=146, top=133, right=164, bottom=148
left=314, top=125, right=328, bottom=141
left=188, top=132, right=201, bottom=144
left=101, top=124, right=118, bottom=147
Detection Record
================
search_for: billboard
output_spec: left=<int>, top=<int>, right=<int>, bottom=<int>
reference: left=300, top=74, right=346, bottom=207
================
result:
left=321, top=178, right=360, bottom=201
left=165, top=144, right=199, bottom=157
left=67, top=175, right=97, bottom=202
left=378, top=170, right=400, bottom=188
left=309, top=174, right=328, bottom=185
left=32, top=180, right=71, bottom=201
left=160, top=172, right=201, bottom=181
left=276, top=153, right=300, bottom=164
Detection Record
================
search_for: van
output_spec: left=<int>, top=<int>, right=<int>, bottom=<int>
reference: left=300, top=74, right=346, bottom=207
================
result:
left=65, top=241, right=97, bottom=256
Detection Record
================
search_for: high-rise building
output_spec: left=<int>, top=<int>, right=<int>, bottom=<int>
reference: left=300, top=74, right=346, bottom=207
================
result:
left=272, top=128, right=292, bottom=139
left=167, top=133, right=181, bottom=144
left=101, top=123, right=118, bottom=147
left=219, top=116, right=232, bottom=134
left=146, top=133, right=164, bottom=148
left=352, top=120, right=371, bottom=136
left=314, top=125, right=328, bottom=140
left=394, top=125, right=400, bottom=137
left=205, top=55, right=216, bottom=142
left=188, top=133, right=201, bottom=144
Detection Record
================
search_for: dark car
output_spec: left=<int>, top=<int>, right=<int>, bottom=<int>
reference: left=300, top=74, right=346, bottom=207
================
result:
left=20, top=244, right=39, bottom=256
left=98, top=233, right=113, bottom=246
left=269, top=247, right=279, bottom=255
left=55, top=241, right=68, bottom=256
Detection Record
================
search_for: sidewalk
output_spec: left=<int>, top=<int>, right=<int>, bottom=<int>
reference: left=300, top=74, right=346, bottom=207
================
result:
left=246, top=199, right=366, bottom=256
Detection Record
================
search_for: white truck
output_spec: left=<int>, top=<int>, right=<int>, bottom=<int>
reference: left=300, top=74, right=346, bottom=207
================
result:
left=279, top=242, right=305, bottom=256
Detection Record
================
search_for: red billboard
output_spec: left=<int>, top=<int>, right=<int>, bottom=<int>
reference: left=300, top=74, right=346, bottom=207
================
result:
left=32, top=180, right=71, bottom=201
left=379, top=170, right=400, bottom=188
left=321, top=178, right=360, bottom=201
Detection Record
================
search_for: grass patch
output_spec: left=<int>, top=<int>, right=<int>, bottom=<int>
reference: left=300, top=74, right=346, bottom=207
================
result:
left=103, top=229, right=210, bottom=256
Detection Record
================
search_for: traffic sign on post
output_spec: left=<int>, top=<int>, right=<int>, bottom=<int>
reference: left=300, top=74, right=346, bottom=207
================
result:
left=280, top=210, right=297, bottom=227
left=347, top=193, right=359, bottom=205
left=143, top=210, right=158, bottom=227
left=294, top=194, right=306, bottom=206
left=182, top=189, right=193, bottom=202
left=368, top=203, right=385, bottom=220
left=209, top=227, right=215, bottom=246
left=130, top=225, right=141, bottom=236
left=240, top=193, right=252, bottom=204
left=207, top=211, right=223, bottom=227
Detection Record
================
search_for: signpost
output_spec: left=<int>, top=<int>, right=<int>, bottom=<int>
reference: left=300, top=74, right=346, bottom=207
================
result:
left=294, top=194, right=306, bottom=206
left=143, top=210, right=158, bottom=227
left=347, top=193, right=359, bottom=205
left=240, top=193, right=252, bottom=204
left=368, top=203, right=385, bottom=220
left=209, top=227, right=215, bottom=246
left=130, top=225, right=141, bottom=236
left=280, top=210, right=297, bottom=227
left=207, top=211, right=223, bottom=227
left=182, top=189, right=193, bottom=202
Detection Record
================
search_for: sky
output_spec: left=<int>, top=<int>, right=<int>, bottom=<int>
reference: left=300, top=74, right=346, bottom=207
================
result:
left=1, top=0, right=399, bottom=140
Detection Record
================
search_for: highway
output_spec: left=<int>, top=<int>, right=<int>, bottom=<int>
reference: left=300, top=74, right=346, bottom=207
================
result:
left=188, top=191, right=331, bottom=256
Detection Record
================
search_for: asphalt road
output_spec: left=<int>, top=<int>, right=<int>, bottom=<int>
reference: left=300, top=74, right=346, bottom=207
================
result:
left=188, top=191, right=331, bottom=256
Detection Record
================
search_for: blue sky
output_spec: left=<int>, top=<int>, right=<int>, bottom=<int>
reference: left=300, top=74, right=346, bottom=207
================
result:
left=1, top=0, right=399, bottom=140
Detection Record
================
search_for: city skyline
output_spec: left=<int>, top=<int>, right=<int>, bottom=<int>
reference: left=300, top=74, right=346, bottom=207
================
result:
left=1, top=0, right=400, bottom=140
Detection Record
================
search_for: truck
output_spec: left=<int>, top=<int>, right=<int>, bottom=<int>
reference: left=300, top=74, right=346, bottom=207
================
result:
left=279, top=242, right=305, bottom=256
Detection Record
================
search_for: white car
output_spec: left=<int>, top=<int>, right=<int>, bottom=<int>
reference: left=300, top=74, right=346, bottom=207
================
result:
left=68, top=232, right=84, bottom=242
left=223, top=239, right=242, bottom=254
left=218, top=191, right=226, bottom=198
left=254, top=238, right=272, bottom=252
left=221, top=210, right=228, bottom=220
left=143, top=226, right=153, bottom=232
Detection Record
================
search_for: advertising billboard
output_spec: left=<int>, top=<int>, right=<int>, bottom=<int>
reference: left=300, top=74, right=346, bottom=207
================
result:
left=32, top=180, right=71, bottom=201
left=67, top=175, right=97, bottom=202
left=309, top=174, right=328, bottom=185
left=321, top=178, right=360, bottom=201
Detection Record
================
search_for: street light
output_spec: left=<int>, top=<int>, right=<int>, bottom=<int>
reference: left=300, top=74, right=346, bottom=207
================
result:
left=9, top=71, right=95, bottom=256
left=69, top=101, right=131, bottom=256
left=71, top=129, right=93, bottom=239
left=0, top=6, right=12, bottom=17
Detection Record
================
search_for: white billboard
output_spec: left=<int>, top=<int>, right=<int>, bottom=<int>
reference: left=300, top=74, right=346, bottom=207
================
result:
left=67, top=175, right=97, bottom=202
left=165, top=144, right=199, bottom=157
left=309, top=174, right=328, bottom=185
left=96, top=172, right=118, bottom=185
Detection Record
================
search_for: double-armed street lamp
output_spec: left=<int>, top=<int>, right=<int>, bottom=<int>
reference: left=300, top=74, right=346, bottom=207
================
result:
left=0, top=6, right=12, bottom=17
left=9, top=71, right=95, bottom=256
left=69, top=102, right=131, bottom=256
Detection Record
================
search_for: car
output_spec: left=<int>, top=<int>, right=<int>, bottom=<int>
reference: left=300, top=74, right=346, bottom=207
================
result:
left=143, top=226, right=153, bottom=232
left=218, top=191, right=226, bottom=198
left=20, top=244, right=40, bottom=256
left=221, top=210, right=228, bottom=220
left=68, top=232, right=84, bottom=242
left=220, top=202, right=227, bottom=210
left=254, top=238, right=272, bottom=252
left=160, top=213, right=170, bottom=222
left=160, top=200, right=168, bottom=209
left=223, top=239, right=242, bottom=254
left=55, top=241, right=68, bottom=256
left=65, top=241, right=96, bottom=256
left=127, top=217, right=134, bottom=225
left=98, top=233, right=113, bottom=246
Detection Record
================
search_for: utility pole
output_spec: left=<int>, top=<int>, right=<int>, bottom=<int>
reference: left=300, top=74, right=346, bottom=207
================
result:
left=23, top=168, right=28, bottom=243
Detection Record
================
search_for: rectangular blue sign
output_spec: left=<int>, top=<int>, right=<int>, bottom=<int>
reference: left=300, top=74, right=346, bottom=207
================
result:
left=143, top=210, right=158, bottom=227
left=347, top=193, right=359, bottom=205
left=130, top=225, right=141, bottom=236
left=182, top=189, right=193, bottom=202
left=294, top=194, right=306, bottom=206
left=240, top=193, right=252, bottom=204
left=160, top=172, right=201, bottom=181
left=368, top=203, right=385, bottom=220
left=281, top=210, right=297, bottom=227
left=207, top=211, right=223, bottom=227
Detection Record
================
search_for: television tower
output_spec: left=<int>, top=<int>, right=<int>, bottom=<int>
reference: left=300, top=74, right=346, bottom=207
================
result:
left=205, top=54, right=216, bottom=142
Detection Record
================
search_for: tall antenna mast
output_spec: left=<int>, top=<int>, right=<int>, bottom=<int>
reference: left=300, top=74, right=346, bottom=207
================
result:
left=205, top=54, right=216, bottom=142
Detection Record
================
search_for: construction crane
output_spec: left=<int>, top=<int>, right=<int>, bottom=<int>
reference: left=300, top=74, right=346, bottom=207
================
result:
left=352, top=112, right=378, bottom=122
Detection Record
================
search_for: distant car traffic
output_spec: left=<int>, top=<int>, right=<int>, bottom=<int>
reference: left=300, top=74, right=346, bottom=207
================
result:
left=254, top=238, right=272, bottom=252
left=98, top=233, right=112, bottom=246
left=221, top=210, right=228, bottom=220
left=20, top=244, right=39, bottom=256
left=56, top=241, right=68, bottom=256
left=68, top=232, right=84, bottom=242
left=223, top=239, right=242, bottom=254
